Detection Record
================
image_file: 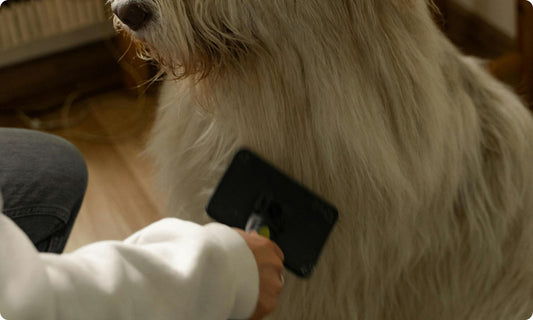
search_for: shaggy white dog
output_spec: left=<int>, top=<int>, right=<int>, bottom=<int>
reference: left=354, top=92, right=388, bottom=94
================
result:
left=111, top=0, right=533, bottom=319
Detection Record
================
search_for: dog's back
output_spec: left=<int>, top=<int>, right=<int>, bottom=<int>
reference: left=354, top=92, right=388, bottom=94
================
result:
left=136, top=1, right=533, bottom=319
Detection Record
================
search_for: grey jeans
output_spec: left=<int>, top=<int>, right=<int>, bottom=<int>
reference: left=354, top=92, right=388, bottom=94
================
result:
left=0, top=128, right=88, bottom=253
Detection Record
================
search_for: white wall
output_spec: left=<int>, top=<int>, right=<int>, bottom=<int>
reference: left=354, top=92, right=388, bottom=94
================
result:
left=452, top=0, right=516, bottom=37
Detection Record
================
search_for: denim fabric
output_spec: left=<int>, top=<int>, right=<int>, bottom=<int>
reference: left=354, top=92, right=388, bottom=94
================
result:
left=0, top=128, right=88, bottom=253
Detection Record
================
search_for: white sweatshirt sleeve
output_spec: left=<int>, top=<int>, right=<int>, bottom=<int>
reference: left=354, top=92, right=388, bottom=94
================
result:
left=0, top=197, right=259, bottom=320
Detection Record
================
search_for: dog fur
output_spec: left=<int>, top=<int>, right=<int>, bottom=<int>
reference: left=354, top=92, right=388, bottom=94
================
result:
left=113, top=0, right=533, bottom=319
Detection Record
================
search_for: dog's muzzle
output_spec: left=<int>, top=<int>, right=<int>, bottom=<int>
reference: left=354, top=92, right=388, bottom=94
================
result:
left=112, top=1, right=152, bottom=31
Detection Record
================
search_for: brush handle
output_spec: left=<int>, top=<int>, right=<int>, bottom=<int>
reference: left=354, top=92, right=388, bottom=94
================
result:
left=245, top=212, right=271, bottom=238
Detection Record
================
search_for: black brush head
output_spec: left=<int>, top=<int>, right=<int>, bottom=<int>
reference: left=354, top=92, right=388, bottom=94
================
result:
left=206, top=149, right=338, bottom=278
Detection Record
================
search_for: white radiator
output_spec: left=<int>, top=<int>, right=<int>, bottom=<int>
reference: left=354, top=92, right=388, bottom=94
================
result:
left=0, top=0, right=115, bottom=67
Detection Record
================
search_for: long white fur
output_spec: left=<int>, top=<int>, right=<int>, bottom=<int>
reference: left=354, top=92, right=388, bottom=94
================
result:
left=112, top=0, right=533, bottom=319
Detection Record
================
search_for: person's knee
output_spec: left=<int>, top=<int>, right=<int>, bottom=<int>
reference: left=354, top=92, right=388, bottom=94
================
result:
left=0, top=129, right=87, bottom=253
left=0, top=129, right=88, bottom=213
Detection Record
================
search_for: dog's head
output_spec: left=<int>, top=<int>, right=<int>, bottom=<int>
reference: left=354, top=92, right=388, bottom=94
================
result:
left=110, top=0, right=432, bottom=78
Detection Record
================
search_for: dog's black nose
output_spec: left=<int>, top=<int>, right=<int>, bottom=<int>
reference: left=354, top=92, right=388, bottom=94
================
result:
left=113, top=2, right=152, bottom=31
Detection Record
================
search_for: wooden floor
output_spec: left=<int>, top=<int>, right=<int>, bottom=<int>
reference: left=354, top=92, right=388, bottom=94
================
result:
left=0, top=87, right=167, bottom=252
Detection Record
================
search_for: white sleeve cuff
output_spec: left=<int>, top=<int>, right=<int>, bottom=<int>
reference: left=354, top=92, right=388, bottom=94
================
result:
left=204, top=223, right=259, bottom=319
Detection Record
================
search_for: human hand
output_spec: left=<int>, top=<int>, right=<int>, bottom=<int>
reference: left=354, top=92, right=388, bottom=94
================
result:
left=233, top=228, right=285, bottom=320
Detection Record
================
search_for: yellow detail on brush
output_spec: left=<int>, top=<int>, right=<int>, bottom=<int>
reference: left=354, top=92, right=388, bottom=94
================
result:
left=258, top=226, right=271, bottom=238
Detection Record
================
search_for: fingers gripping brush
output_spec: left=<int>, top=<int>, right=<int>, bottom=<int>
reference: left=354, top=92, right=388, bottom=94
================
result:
left=206, top=149, right=338, bottom=278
